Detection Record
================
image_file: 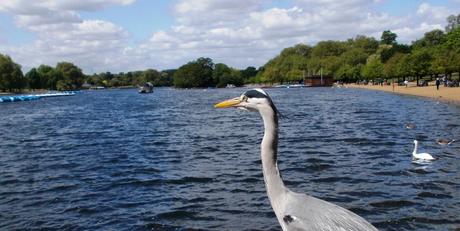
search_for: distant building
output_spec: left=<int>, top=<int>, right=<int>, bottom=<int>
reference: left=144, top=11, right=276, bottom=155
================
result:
left=304, top=75, right=333, bottom=87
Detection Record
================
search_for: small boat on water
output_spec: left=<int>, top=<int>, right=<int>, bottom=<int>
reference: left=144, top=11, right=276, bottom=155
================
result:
left=89, top=86, right=105, bottom=90
left=139, top=82, right=154, bottom=94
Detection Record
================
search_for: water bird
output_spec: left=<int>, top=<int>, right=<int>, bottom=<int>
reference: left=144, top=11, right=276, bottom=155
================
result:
left=436, top=138, right=455, bottom=145
left=215, top=89, right=377, bottom=231
left=412, top=140, right=435, bottom=160
left=405, top=123, right=416, bottom=129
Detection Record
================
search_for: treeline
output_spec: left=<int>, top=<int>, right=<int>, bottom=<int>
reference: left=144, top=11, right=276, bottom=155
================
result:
left=173, top=57, right=258, bottom=88
left=0, top=54, right=258, bottom=91
left=256, top=14, right=460, bottom=85
left=0, top=56, right=86, bottom=92
left=0, top=54, right=176, bottom=92
left=86, top=69, right=175, bottom=88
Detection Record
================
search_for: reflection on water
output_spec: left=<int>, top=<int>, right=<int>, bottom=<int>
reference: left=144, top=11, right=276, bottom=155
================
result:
left=0, top=87, right=459, bottom=230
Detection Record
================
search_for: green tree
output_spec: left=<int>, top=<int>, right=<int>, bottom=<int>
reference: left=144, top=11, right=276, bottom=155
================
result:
left=213, top=63, right=232, bottom=87
left=381, top=30, right=397, bottom=45
left=138, top=69, right=161, bottom=86
left=432, top=27, right=460, bottom=77
left=0, top=54, right=26, bottom=92
left=55, top=62, right=85, bottom=90
left=26, top=68, right=41, bottom=89
left=218, top=69, right=244, bottom=87
left=48, top=69, right=63, bottom=90
left=445, top=14, right=460, bottom=32
left=349, top=35, right=379, bottom=54
left=259, top=44, right=311, bottom=84
left=361, top=55, right=384, bottom=80
left=173, top=57, right=214, bottom=88
left=311, top=41, right=346, bottom=58
left=412, top=29, right=445, bottom=49
left=240, top=66, right=258, bottom=82
left=335, top=64, right=362, bottom=82
left=383, top=52, right=408, bottom=81
left=36, top=65, right=54, bottom=89
left=158, top=69, right=175, bottom=86
left=407, top=48, right=433, bottom=85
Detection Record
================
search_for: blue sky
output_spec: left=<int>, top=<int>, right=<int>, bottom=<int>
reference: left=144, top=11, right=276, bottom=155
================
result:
left=80, top=0, right=174, bottom=44
left=0, top=0, right=459, bottom=73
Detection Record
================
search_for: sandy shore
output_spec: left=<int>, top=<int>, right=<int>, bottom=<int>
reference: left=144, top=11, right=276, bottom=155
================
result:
left=346, top=83, right=460, bottom=105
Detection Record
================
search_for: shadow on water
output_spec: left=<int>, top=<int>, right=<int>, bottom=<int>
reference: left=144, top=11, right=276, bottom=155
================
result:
left=0, top=87, right=459, bottom=230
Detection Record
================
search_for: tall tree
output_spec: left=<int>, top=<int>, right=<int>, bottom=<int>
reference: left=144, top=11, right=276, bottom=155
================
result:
left=26, top=68, right=41, bottom=90
left=445, top=14, right=460, bottom=32
left=348, top=35, right=379, bottom=54
left=240, top=66, right=258, bottom=81
left=412, top=29, right=445, bottom=48
left=361, top=55, right=384, bottom=81
left=380, top=30, right=397, bottom=45
left=173, top=57, right=214, bottom=88
left=407, top=48, right=433, bottom=85
left=56, top=62, right=85, bottom=90
left=0, top=53, right=26, bottom=92
left=35, top=64, right=60, bottom=89
left=213, top=63, right=232, bottom=87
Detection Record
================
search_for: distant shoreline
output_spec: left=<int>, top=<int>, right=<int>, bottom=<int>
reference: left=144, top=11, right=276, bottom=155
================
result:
left=346, top=83, right=460, bottom=106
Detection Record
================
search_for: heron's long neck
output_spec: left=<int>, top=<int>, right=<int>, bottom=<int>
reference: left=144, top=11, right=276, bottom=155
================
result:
left=259, top=107, right=286, bottom=206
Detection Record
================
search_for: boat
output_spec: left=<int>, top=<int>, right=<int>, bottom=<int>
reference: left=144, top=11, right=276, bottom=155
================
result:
left=139, top=82, right=154, bottom=94
left=287, top=84, right=305, bottom=88
left=89, top=86, right=105, bottom=90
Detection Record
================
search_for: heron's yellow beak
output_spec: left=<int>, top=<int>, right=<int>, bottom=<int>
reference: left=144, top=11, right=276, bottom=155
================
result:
left=214, top=98, right=241, bottom=108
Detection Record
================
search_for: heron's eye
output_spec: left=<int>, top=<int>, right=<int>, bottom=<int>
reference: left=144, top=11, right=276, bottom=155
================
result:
left=241, top=95, right=248, bottom=102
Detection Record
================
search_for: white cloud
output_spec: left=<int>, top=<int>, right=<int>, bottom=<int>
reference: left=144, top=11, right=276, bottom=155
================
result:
left=417, top=2, right=451, bottom=22
left=0, top=0, right=133, bottom=72
left=0, top=0, right=134, bottom=13
left=394, top=23, right=444, bottom=43
left=137, top=0, right=459, bottom=70
left=1, top=0, right=460, bottom=73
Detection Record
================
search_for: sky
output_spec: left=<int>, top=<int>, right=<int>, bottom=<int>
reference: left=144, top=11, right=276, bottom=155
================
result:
left=0, top=0, right=459, bottom=74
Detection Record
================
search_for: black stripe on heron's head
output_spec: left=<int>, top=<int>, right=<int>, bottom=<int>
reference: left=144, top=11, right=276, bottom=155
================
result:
left=243, top=89, right=268, bottom=99
left=243, top=89, right=283, bottom=118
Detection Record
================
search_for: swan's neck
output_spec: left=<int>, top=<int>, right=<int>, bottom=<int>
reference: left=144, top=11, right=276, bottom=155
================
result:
left=413, top=142, right=418, bottom=155
left=259, top=106, right=286, bottom=211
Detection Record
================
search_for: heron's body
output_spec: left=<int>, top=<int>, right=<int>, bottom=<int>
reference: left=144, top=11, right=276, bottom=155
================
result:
left=412, top=140, right=435, bottom=160
left=215, top=89, right=377, bottom=231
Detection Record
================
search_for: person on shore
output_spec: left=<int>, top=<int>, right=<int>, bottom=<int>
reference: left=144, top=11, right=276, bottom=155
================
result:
left=404, top=80, right=409, bottom=87
left=436, top=78, right=440, bottom=90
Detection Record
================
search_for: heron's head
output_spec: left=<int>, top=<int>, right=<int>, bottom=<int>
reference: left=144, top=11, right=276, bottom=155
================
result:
left=214, top=88, right=280, bottom=115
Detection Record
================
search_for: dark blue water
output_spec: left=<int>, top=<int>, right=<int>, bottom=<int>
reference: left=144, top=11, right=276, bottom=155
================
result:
left=0, top=88, right=459, bottom=231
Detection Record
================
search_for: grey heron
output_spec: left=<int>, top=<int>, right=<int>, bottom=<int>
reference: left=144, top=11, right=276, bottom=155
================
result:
left=412, top=140, right=435, bottom=160
left=215, top=89, right=378, bottom=231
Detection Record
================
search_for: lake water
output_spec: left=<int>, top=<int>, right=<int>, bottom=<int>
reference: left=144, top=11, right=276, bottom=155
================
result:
left=0, top=88, right=459, bottom=230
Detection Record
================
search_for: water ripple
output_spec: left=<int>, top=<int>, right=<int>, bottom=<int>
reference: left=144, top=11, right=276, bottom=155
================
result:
left=0, top=88, right=459, bottom=230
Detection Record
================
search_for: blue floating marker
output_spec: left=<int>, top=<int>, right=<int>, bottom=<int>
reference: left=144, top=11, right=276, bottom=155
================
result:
left=0, top=92, right=75, bottom=103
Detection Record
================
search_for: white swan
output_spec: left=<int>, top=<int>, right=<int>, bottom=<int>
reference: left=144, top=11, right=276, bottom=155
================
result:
left=412, top=140, right=435, bottom=160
